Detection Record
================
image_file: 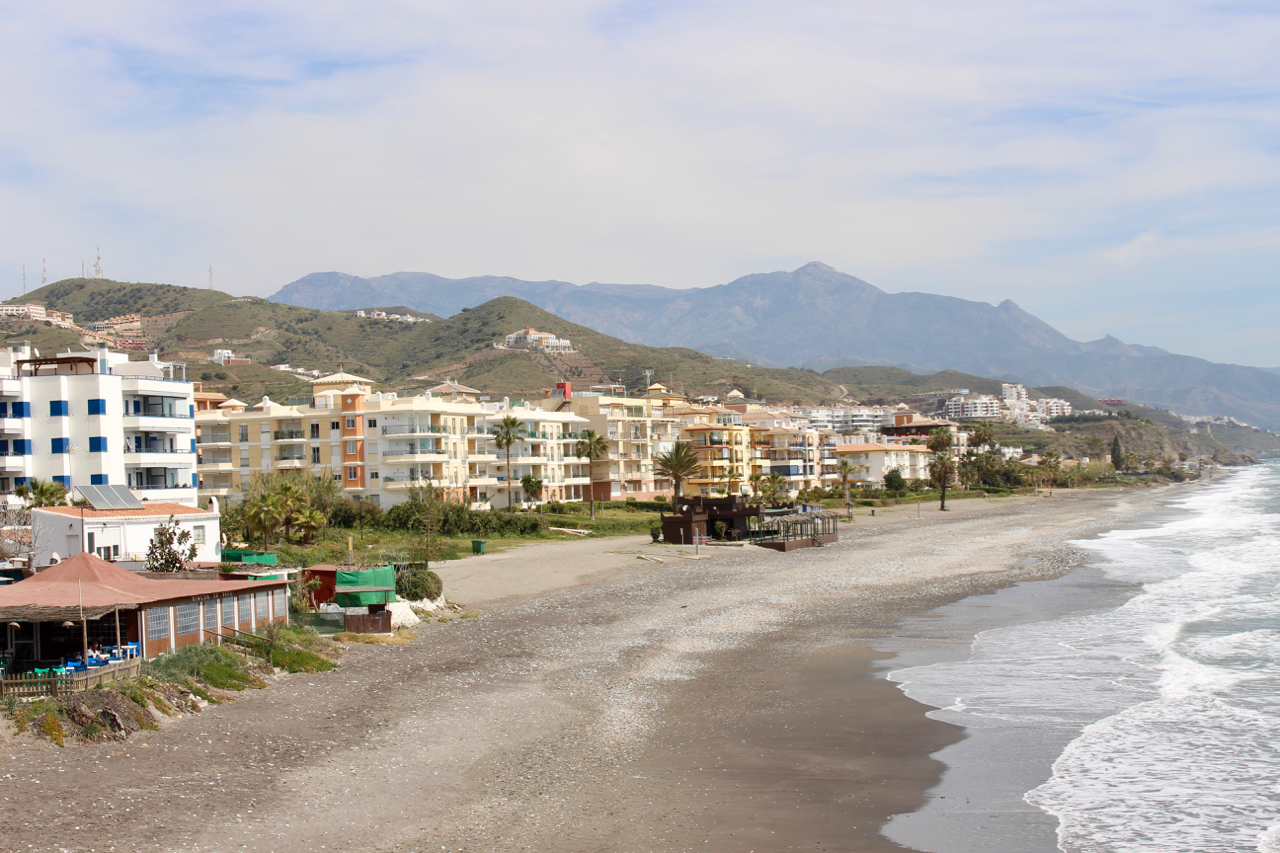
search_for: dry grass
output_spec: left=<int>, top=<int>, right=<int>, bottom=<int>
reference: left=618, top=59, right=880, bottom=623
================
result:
left=333, top=626, right=416, bottom=646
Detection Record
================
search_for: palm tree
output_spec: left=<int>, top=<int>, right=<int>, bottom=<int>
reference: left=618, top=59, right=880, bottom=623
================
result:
left=836, top=458, right=858, bottom=518
left=491, top=415, right=528, bottom=512
left=275, top=482, right=309, bottom=541
left=245, top=494, right=285, bottom=548
left=763, top=473, right=787, bottom=507
left=926, top=426, right=955, bottom=511
left=971, top=421, right=997, bottom=454
left=575, top=429, right=609, bottom=520
left=15, top=478, right=68, bottom=507
left=294, top=506, right=327, bottom=544
left=654, top=441, right=701, bottom=503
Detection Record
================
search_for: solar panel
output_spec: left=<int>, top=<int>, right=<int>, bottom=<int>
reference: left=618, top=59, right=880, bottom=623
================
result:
left=76, top=484, right=144, bottom=510
left=107, top=485, right=144, bottom=509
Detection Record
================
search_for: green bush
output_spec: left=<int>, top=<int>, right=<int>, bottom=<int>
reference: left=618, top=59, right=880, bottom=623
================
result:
left=397, top=566, right=444, bottom=601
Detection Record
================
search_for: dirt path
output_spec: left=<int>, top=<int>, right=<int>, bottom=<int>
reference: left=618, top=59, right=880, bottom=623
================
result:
left=0, top=488, right=1172, bottom=853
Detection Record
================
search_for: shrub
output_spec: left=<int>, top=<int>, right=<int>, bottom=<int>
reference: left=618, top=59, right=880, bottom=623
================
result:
left=397, top=566, right=443, bottom=601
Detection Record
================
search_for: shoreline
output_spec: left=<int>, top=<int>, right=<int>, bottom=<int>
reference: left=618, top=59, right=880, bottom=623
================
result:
left=0, top=485, right=1188, bottom=852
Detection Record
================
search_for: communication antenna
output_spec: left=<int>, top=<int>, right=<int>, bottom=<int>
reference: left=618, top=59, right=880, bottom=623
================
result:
left=22, top=264, right=26, bottom=295
left=42, top=258, right=46, bottom=286
left=643, top=368, right=654, bottom=388
left=209, top=265, right=213, bottom=290
left=93, top=248, right=102, bottom=280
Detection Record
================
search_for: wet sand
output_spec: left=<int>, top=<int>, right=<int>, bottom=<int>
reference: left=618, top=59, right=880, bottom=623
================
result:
left=0, top=487, right=1176, bottom=852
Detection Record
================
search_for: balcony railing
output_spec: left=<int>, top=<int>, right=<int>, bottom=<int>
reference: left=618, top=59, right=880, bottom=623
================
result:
left=196, top=434, right=232, bottom=444
left=382, top=424, right=448, bottom=436
left=273, top=430, right=306, bottom=441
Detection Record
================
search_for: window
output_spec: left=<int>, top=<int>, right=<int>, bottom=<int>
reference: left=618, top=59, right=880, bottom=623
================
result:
left=51, top=437, right=69, bottom=454
left=311, top=447, right=320, bottom=464
left=240, top=451, right=250, bottom=468
left=345, top=416, right=356, bottom=429
left=175, top=603, right=200, bottom=635
left=14, top=477, right=29, bottom=488
left=89, top=436, right=107, bottom=453
left=90, top=474, right=108, bottom=485
left=346, top=440, right=358, bottom=454
left=0, top=403, right=7, bottom=417
left=50, top=400, right=69, bottom=417
left=221, top=596, right=235, bottom=627
left=192, top=525, right=205, bottom=544
left=255, top=590, right=269, bottom=622
left=346, top=467, right=358, bottom=480
left=273, top=587, right=286, bottom=618
left=146, top=607, right=170, bottom=641
left=238, top=593, right=252, bottom=623
left=310, top=423, right=320, bottom=439
left=331, top=421, right=340, bottom=431
left=203, top=600, right=218, bottom=633
left=53, top=475, right=70, bottom=487
left=333, top=473, right=342, bottom=482
left=367, top=418, right=377, bottom=428
left=13, top=402, right=30, bottom=418
left=14, top=439, right=30, bottom=455
left=239, top=424, right=249, bottom=442
left=87, top=398, right=106, bottom=415
left=369, top=470, right=379, bottom=480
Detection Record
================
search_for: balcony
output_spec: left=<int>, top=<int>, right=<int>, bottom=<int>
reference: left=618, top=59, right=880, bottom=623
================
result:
left=125, top=450, right=196, bottom=469
left=382, top=449, right=447, bottom=463
left=197, top=459, right=235, bottom=472
left=381, top=476, right=442, bottom=490
left=0, top=454, right=24, bottom=472
left=382, top=424, right=448, bottom=436
left=196, top=433, right=232, bottom=445
left=273, top=430, right=307, bottom=442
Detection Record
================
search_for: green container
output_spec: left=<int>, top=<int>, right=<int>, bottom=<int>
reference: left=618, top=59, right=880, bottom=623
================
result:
left=471, top=540, right=487, bottom=555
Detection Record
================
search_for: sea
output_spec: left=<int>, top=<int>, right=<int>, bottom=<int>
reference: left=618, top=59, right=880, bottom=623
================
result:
left=881, top=461, right=1280, bottom=853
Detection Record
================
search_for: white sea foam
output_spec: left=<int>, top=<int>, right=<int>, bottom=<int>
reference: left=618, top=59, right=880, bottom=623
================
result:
left=888, top=463, right=1280, bottom=852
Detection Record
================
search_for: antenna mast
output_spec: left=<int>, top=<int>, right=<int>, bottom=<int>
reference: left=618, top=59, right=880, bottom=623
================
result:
left=209, top=265, right=213, bottom=290
left=93, top=248, right=102, bottom=280
left=22, top=264, right=26, bottom=295
left=42, top=258, right=46, bottom=286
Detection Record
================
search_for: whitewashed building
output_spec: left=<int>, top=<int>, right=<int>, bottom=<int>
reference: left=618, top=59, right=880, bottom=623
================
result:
left=30, top=502, right=220, bottom=567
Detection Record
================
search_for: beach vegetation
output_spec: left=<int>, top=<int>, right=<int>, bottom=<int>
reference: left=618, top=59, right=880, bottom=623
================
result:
left=491, top=415, right=529, bottom=512
left=655, top=441, right=701, bottom=500
left=575, top=429, right=610, bottom=519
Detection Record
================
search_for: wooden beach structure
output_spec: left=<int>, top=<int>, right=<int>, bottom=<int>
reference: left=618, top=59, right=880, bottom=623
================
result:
left=660, top=496, right=841, bottom=551
left=0, top=553, right=291, bottom=693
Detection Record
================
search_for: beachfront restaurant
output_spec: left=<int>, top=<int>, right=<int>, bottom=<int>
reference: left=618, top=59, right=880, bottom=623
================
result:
left=749, top=507, right=841, bottom=552
left=0, top=553, right=291, bottom=684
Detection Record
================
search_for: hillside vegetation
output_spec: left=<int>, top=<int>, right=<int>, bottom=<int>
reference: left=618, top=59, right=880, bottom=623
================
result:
left=12, top=278, right=234, bottom=323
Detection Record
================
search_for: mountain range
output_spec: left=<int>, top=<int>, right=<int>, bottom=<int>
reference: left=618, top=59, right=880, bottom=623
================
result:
left=262, top=261, right=1278, bottom=432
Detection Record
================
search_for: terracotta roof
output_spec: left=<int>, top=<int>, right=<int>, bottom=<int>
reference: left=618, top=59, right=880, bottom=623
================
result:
left=35, top=502, right=217, bottom=520
left=0, top=552, right=286, bottom=622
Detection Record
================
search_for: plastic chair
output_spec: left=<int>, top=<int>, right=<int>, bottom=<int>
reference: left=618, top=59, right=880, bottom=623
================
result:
left=32, top=667, right=51, bottom=676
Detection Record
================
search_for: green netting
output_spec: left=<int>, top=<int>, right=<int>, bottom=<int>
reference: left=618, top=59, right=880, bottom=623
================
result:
left=334, top=565, right=398, bottom=607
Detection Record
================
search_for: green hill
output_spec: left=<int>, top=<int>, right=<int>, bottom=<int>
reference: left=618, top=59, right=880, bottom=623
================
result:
left=11, top=278, right=234, bottom=323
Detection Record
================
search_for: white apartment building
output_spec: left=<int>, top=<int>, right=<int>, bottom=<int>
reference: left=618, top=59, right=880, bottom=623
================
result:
left=485, top=403, right=590, bottom=509
left=1002, top=383, right=1030, bottom=403
left=943, top=394, right=1003, bottom=421
left=0, top=343, right=196, bottom=505
left=31, top=503, right=220, bottom=567
left=791, top=406, right=895, bottom=433
left=1033, top=398, right=1073, bottom=419
left=833, top=443, right=934, bottom=486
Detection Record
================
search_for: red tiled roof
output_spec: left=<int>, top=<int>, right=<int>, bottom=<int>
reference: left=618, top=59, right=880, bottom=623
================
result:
left=0, top=552, right=285, bottom=621
left=35, top=503, right=216, bottom=520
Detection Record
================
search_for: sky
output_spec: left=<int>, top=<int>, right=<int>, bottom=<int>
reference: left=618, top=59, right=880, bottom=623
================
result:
left=0, top=1, right=1277, bottom=366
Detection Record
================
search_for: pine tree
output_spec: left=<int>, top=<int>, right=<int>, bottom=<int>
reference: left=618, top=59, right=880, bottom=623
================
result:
left=1111, top=436, right=1123, bottom=471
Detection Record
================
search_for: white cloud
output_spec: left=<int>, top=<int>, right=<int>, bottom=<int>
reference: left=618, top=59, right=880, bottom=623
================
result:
left=0, top=0, right=1278, bottom=362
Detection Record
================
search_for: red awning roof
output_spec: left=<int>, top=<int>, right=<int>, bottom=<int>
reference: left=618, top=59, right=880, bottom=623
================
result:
left=0, top=552, right=288, bottom=622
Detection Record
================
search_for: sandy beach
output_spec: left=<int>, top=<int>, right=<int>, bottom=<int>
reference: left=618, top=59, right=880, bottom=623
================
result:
left=0, top=487, right=1178, bottom=852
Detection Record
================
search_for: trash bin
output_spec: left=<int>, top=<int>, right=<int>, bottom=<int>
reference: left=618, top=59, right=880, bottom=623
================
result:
left=472, top=540, right=487, bottom=555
